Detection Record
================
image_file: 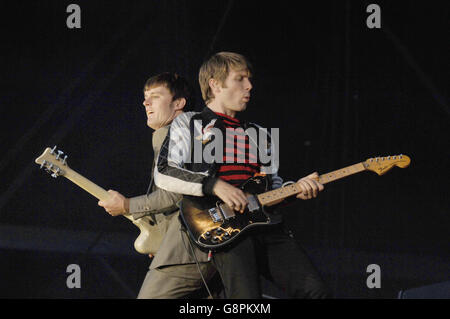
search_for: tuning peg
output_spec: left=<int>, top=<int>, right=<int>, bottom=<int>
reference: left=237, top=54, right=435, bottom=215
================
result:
left=62, top=155, right=68, bottom=165
left=51, top=167, right=61, bottom=178
left=55, top=150, right=64, bottom=160
left=40, top=160, right=48, bottom=169
left=50, top=145, right=57, bottom=155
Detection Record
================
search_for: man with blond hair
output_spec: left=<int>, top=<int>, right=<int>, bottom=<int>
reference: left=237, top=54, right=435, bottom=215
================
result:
left=154, top=53, right=331, bottom=298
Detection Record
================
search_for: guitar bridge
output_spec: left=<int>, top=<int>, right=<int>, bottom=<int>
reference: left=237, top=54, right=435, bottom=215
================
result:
left=208, top=207, right=223, bottom=223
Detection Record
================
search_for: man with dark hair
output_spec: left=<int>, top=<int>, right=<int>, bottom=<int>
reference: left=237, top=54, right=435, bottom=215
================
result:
left=154, top=53, right=331, bottom=298
left=98, top=72, right=217, bottom=298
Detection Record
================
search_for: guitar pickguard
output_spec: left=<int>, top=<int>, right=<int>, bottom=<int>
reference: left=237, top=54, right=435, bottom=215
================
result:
left=180, top=176, right=277, bottom=249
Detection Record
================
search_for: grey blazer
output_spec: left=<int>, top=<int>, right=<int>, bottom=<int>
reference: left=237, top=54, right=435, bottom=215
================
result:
left=128, top=125, right=209, bottom=269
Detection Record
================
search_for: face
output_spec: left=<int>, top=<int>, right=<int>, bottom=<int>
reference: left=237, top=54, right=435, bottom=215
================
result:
left=214, top=68, right=252, bottom=113
left=142, top=85, right=178, bottom=130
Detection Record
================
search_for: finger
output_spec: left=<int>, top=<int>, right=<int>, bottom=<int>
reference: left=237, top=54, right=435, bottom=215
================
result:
left=317, top=182, right=324, bottom=192
left=303, top=179, right=319, bottom=197
left=108, top=190, right=119, bottom=198
left=311, top=180, right=324, bottom=194
left=309, top=171, right=319, bottom=178
left=298, top=180, right=313, bottom=196
left=231, top=195, right=247, bottom=212
left=306, top=172, right=319, bottom=181
left=109, top=210, right=118, bottom=216
left=225, top=199, right=236, bottom=211
left=234, top=189, right=248, bottom=204
left=230, top=197, right=242, bottom=212
left=306, top=178, right=322, bottom=197
left=296, top=192, right=309, bottom=200
left=231, top=190, right=245, bottom=204
left=237, top=198, right=248, bottom=213
left=235, top=191, right=248, bottom=207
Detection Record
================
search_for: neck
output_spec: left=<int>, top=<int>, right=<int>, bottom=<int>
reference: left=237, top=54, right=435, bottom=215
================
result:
left=152, top=125, right=168, bottom=133
left=153, top=110, right=183, bottom=131
left=207, top=101, right=236, bottom=118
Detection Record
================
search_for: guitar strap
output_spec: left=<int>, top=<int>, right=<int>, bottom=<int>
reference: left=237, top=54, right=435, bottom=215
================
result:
left=144, top=158, right=157, bottom=224
left=146, top=158, right=156, bottom=196
left=146, top=124, right=170, bottom=196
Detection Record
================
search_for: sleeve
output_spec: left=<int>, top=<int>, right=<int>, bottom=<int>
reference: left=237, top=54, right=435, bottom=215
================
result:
left=128, top=187, right=182, bottom=220
left=153, top=112, right=218, bottom=196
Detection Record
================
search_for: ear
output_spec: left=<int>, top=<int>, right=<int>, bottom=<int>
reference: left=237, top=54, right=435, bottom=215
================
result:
left=209, top=78, right=221, bottom=94
left=173, top=97, right=186, bottom=111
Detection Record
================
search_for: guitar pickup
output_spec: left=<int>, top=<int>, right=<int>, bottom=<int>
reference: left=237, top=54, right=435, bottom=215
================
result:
left=247, top=195, right=260, bottom=212
left=218, top=203, right=235, bottom=220
left=208, top=207, right=223, bottom=223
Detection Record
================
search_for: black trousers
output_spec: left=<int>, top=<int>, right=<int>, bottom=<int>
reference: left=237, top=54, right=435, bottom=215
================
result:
left=211, top=224, right=332, bottom=299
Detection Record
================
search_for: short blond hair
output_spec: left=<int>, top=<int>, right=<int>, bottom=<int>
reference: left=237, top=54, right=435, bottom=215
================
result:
left=199, top=52, right=253, bottom=104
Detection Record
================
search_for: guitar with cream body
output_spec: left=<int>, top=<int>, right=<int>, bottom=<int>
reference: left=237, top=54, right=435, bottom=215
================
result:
left=35, top=146, right=162, bottom=255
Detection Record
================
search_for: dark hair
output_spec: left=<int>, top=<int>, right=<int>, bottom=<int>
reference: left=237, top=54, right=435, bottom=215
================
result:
left=143, top=72, right=195, bottom=111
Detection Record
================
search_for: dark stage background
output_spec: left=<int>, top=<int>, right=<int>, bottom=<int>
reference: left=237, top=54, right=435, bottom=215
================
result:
left=0, top=0, right=448, bottom=299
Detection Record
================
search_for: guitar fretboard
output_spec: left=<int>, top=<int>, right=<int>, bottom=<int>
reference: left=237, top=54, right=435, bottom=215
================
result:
left=257, top=162, right=366, bottom=206
left=62, top=167, right=135, bottom=222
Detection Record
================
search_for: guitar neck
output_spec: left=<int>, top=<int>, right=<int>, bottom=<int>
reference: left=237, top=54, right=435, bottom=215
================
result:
left=257, top=162, right=366, bottom=206
left=62, top=167, right=134, bottom=221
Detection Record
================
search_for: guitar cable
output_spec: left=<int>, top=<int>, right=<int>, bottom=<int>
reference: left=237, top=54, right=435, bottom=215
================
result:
left=282, top=181, right=295, bottom=187
left=181, top=227, right=214, bottom=299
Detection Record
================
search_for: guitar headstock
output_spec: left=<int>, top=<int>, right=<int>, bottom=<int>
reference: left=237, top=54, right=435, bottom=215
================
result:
left=363, top=154, right=411, bottom=176
left=35, top=146, right=69, bottom=178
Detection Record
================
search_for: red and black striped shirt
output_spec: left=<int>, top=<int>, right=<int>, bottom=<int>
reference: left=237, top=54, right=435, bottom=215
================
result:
left=214, top=112, right=261, bottom=186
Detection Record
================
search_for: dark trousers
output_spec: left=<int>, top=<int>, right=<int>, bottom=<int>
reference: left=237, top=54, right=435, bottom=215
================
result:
left=211, top=224, right=331, bottom=299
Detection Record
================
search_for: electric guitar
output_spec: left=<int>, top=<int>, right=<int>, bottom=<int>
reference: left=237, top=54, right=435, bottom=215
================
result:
left=35, top=146, right=163, bottom=255
left=180, top=154, right=411, bottom=250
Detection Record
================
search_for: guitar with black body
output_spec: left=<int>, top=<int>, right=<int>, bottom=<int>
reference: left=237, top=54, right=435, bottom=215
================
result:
left=180, top=155, right=411, bottom=250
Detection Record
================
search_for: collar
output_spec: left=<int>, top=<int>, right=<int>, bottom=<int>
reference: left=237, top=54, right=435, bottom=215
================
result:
left=152, top=125, right=170, bottom=153
left=200, top=106, right=249, bottom=128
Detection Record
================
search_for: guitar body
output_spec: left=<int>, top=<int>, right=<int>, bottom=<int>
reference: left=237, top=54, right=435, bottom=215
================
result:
left=180, top=175, right=280, bottom=250
left=129, top=216, right=166, bottom=255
